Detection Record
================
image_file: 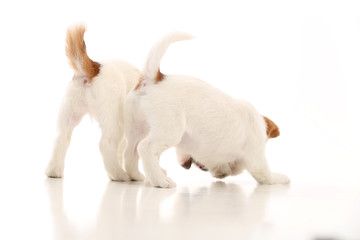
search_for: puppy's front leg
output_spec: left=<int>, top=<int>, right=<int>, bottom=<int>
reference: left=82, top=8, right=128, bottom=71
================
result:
left=245, top=151, right=290, bottom=185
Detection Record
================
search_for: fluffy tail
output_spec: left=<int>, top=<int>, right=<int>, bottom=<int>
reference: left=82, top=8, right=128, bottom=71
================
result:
left=65, top=24, right=100, bottom=82
left=144, top=32, right=194, bottom=83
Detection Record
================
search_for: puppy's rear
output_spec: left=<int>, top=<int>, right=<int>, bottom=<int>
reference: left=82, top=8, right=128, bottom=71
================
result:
left=66, top=25, right=100, bottom=83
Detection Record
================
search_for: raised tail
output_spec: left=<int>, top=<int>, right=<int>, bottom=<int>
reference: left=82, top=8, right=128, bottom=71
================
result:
left=65, top=24, right=100, bottom=83
left=143, top=32, right=194, bottom=83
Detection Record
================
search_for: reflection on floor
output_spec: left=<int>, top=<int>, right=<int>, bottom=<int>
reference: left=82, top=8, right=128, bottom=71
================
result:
left=36, top=178, right=360, bottom=240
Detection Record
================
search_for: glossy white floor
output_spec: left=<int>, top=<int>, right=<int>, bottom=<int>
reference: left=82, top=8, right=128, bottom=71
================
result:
left=0, top=168, right=359, bottom=240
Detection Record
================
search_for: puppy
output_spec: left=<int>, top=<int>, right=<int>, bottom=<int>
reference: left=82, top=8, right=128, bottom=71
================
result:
left=124, top=32, right=290, bottom=188
left=45, top=24, right=142, bottom=181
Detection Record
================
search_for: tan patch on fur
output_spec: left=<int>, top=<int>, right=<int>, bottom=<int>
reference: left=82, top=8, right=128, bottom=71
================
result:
left=134, top=75, right=145, bottom=90
left=263, top=116, right=280, bottom=138
left=134, top=70, right=162, bottom=91
left=154, top=69, right=164, bottom=84
left=66, top=25, right=100, bottom=83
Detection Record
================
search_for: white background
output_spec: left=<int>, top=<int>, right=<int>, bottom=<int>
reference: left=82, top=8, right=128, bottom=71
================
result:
left=0, top=0, right=360, bottom=187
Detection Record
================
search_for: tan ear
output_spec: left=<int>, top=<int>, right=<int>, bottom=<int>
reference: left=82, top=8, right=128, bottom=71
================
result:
left=263, top=116, right=280, bottom=138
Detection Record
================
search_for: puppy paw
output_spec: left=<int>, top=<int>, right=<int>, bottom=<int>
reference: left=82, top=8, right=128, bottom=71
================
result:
left=108, top=170, right=131, bottom=182
left=211, top=170, right=229, bottom=179
left=45, top=165, right=64, bottom=178
left=149, top=176, right=176, bottom=188
left=129, top=171, right=145, bottom=181
left=271, top=173, right=290, bottom=185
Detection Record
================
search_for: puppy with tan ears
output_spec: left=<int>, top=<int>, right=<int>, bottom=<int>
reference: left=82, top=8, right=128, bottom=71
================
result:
left=124, top=33, right=290, bottom=188
left=45, top=24, right=142, bottom=181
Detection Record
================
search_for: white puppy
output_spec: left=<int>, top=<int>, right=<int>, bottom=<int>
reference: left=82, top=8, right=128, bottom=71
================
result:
left=124, top=33, right=290, bottom=188
left=45, top=25, right=142, bottom=181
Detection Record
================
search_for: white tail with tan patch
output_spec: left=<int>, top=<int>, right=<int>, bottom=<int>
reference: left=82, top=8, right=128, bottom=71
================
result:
left=142, top=32, right=194, bottom=86
left=65, top=24, right=100, bottom=83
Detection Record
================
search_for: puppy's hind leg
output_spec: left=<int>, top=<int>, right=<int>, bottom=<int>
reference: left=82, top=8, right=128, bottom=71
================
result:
left=45, top=82, right=87, bottom=178
left=99, top=114, right=130, bottom=182
left=124, top=138, right=144, bottom=181
left=138, top=118, right=186, bottom=188
left=138, top=137, right=177, bottom=188
left=123, top=96, right=146, bottom=181
left=124, top=123, right=146, bottom=182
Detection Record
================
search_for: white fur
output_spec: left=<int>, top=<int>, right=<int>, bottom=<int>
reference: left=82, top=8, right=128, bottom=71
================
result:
left=143, top=32, right=194, bottom=81
left=45, top=59, right=142, bottom=181
left=124, top=33, right=290, bottom=188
